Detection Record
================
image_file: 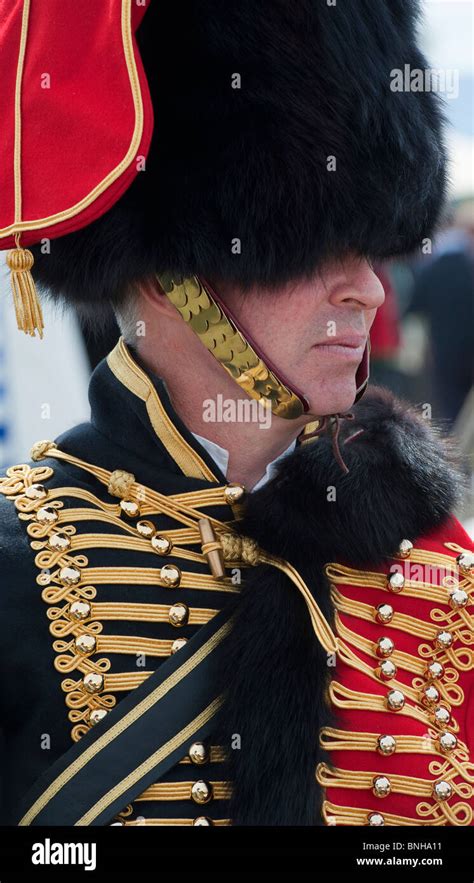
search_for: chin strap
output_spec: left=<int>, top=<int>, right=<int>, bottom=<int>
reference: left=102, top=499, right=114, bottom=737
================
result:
left=156, top=273, right=370, bottom=472
left=156, top=273, right=309, bottom=419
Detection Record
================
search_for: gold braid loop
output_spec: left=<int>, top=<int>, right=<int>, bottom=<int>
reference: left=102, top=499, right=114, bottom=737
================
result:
left=221, top=532, right=260, bottom=566
left=107, top=470, right=135, bottom=499
left=30, top=440, right=54, bottom=461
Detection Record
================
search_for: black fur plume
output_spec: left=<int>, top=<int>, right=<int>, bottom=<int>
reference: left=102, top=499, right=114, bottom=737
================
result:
left=32, top=1, right=446, bottom=311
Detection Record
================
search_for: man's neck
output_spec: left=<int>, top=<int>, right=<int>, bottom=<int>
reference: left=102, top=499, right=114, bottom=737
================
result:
left=137, top=339, right=309, bottom=489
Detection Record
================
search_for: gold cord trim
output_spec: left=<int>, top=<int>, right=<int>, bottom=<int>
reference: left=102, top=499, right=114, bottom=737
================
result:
left=179, top=746, right=227, bottom=764
left=322, top=800, right=446, bottom=827
left=326, top=561, right=472, bottom=606
left=329, top=680, right=460, bottom=733
left=107, top=339, right=218, bottom=481
left=60, top=601, right=217, bottom=626
left=135, top=781, right=232, bottom=801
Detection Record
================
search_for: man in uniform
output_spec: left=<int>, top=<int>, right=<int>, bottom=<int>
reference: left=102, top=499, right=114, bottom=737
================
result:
left=0, top=0, right=473, bottom=827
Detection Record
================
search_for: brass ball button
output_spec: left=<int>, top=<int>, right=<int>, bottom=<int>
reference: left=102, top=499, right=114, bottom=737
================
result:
left=136, top=520, right=155, bottom=538
left=377, top=735, right=397, bottom=756
left=193, top=817, right=213, bottom=826
left=224, top=484, right=245, bottom=504
left=398, top=539, right=413, bottom=558
left=432, top=706, right=451, bottom=727
left=433, top=780, right=453, bottom=802
left=191, top=780, right=213, bottom=805
left=151, top=534, right=173, bottom=556
left=376, top=636, right=395, bottom=658
left=160, top=564, right=181, bottom=588
left=377, top=660, right=397, bottom=681
left=68, top=600, right=91, bottom=621
left=47, top=532, right=71, bottom=552
left=434, top=630, right=453, bottom=650
left=421, top=684, right=440, bottom=707
left=168, top=602, right=189, bottom=627
left=82, top=672, right=104, bottom=694
left=387, top=572, right=405, bottom=593
left=171, top=638, right=188, bottom=654
left=438, top=732, right=457, bottom=753
left=120, top=499, right=140, bottom=518
left=425, top=661, right=444, bottom=681
left=372, top=776, right=391, bottom=798
left=449, top=589, right=469, bottom=610
left=36, top=506, right=58, bottom=524
left=89, top=708, right=108, bottom=726
left=75, top=634, right=97, bottom=654
left=25, top=483, right=47, bottom=500
left=386, top=689, right=405, bottom=711
left=59, top=566, right=81, bottom=586
left=189, top=742, right=209, bottom=765
left=456, top=551, right=474, bottom=576
left=375, top=603, right=394, bottom=624
left=367, top=812, right=385, bottom=826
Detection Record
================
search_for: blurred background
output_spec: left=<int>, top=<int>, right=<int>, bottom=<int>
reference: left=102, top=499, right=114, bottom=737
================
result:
left=0, top=0, right=473, bottom=532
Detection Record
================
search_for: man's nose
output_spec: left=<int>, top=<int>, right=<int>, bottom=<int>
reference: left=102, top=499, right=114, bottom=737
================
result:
left=328, top=259, right=386, bottom=311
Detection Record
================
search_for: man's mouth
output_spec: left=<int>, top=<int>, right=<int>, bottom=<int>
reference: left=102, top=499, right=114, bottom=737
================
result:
left=312, top=335, right=367, bottom=358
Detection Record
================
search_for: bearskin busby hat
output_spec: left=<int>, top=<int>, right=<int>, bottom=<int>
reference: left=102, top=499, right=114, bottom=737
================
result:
left=1, top=0, right=446, bottom=318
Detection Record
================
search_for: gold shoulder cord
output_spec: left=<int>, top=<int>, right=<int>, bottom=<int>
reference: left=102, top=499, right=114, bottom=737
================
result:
left=157, top=274, right=307, bottom=420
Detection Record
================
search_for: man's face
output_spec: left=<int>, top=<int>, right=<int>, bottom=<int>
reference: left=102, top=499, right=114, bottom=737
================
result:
left=214, top=256, right=385, bottom=418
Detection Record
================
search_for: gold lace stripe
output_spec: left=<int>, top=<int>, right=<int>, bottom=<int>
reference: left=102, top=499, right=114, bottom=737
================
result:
left=331, top=586, right=436, bottom=639
left=66, top=533, right=206, bottom=564
left=92, top=602, right=217, bottom=625
left=45, top=510, right=210, bottom=546
left=322, top=801, right=446, bottom=827
left=335, top=612, right=426, bottom=676
left=336, top=640, right=422, bottom=704
left=135, top=781, right=232, bottom=801
left=107, top=339, right=218, bottom=482
left=326, top=563, right=465, bottom=605
left=71, top=566, right=238, bottom=593
left=123, top=818, right=231, bottom=826
left=329, top=680, right=460, bottom=734
left=97, top=636, right=174, bottom=657
left=105, top=672, right=153, bottom=691
left=179, top=747, right=227, bottom=764
left=319, top=727, right=470, bottom=760
left=317, top=762, right=472, bottom=799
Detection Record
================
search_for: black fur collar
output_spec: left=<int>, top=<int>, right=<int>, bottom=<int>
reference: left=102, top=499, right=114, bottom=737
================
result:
left=215, top=388, right=463, bottom=825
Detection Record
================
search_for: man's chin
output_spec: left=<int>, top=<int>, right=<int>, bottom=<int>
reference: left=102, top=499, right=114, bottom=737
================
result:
left=305, top=378, right=358, bottom=417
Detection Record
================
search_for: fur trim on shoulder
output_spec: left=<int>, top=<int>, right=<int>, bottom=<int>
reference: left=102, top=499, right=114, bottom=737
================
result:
left=215, top=387, right=464, bottom=825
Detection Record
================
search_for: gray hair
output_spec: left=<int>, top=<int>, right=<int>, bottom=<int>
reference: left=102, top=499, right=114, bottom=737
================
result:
left=113, top=287, right=139, bottom=345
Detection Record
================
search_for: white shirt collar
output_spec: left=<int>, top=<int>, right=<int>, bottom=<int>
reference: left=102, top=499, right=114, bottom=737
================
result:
left=191, top=432, right=296, bottom=491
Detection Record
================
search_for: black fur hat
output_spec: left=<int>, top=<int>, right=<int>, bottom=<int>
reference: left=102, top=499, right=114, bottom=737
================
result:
left=32, top=0, right=447, bottom=311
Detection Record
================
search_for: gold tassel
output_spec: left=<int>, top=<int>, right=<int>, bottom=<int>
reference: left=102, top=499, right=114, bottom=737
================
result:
left=6, top=240, right=44, bottom=338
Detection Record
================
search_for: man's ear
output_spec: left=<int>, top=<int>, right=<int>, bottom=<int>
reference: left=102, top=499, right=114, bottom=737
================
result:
left=139, top=276, right=182, bottom=321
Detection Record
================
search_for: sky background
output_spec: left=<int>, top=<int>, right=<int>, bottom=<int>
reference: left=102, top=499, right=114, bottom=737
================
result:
left=421, top=0, right=473, bottom=196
